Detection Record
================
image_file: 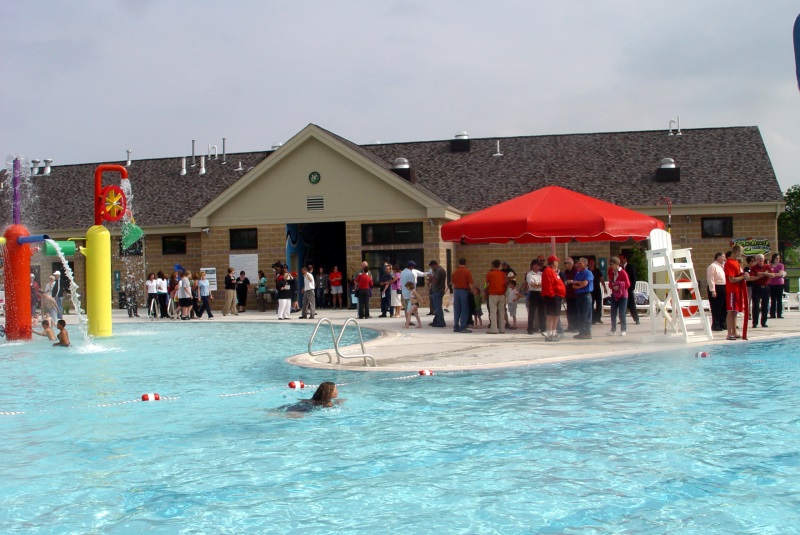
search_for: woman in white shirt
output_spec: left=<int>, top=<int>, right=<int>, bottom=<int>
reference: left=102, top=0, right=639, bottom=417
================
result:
left=156, top=271, right=169, bottom=318
left=525, top=260, right=545, bottom=334
left=145, top=273, right=158, bottom=318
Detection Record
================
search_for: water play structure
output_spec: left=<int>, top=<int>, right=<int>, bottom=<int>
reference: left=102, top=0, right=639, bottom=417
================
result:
left=1, top=159, right=137, bottom=341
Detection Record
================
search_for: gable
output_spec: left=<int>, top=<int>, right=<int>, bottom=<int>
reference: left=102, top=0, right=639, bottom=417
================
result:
left=191, top=126, right=450, bottom=227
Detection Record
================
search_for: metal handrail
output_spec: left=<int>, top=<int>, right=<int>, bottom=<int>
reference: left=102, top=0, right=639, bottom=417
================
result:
left=307, top=318, right=338, bottom=363
left=308, top=317, right=376, bottom=366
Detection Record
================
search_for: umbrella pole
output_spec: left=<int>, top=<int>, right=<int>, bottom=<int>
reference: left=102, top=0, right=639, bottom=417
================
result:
left=550, top=237, right=556, bottom=257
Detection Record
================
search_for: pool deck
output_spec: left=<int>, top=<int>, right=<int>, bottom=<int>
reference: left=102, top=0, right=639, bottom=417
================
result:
left=106, top=304, right=800, bottom=372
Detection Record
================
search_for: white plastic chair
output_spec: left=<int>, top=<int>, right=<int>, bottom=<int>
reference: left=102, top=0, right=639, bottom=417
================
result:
left=635, top=280, right=649, bottom=295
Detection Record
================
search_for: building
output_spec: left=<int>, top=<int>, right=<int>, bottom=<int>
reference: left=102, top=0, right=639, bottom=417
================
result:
left=1, top=124, right=784, bottom=308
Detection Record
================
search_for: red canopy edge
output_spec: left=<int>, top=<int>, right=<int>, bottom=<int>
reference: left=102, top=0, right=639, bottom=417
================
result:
left=441, top=186, right=664, bottom=244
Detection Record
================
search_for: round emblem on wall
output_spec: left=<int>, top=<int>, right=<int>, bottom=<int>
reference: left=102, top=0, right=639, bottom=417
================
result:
left=308, top=171, right=321, bottom=184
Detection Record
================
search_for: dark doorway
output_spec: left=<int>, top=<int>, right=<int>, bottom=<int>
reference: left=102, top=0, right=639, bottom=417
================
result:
left=300, top=222, right=347, bottom=275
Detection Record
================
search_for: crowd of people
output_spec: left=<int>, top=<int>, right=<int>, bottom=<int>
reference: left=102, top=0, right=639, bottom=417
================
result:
left=67, top=256, right=629, bottom=341
left=707, top=249, right=787, bottom=340
left=20, top=248, right=789, bottom=349
left=125, top=263, right=350, bottom=321
left=365, top=255, right=629, bottom=342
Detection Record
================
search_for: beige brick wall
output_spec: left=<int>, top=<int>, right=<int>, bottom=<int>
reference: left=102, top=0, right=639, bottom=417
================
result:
left=26, top=211, right=776, bottom=312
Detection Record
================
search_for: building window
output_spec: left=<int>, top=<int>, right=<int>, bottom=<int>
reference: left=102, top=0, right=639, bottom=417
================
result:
left=361, top=223, right=423, bottom=245
left=701, top=217, right=733, bottom=238
left=162, top=235, right=187, bottom=255
left=362, top=249, right=424, bottom=283
left=230, top=228, right=258, bottom=249
left=120, top=237, right=144, bottom=256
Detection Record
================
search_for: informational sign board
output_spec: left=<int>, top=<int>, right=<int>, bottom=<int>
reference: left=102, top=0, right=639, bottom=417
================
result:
left=229, top=254, right=259, bottom=283
left=201, top=267, right=218, bottom=291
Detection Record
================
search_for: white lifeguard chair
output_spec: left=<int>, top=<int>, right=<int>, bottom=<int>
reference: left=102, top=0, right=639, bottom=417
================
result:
left=644, top=229, right=713, bottom=343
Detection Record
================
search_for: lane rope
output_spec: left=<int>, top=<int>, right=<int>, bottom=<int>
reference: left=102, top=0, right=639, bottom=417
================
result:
left=0, top=371, right=438, bottom=417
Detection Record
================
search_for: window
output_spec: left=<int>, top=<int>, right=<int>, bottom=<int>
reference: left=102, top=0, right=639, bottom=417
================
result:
left=362, top=249, right=424, bottom=283
left=162, top=235, right=187, bottom=255
left=230, top=228, right=258, bottom=249
left=701, top=217, right=733, bottom=238
left=361, top=223, right=423, bottom=245
left=120, top=237, right=144, bottom=256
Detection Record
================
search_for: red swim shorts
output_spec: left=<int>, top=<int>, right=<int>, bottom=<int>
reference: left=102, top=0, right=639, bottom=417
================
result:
left=726, top=289, right=743, bottom=312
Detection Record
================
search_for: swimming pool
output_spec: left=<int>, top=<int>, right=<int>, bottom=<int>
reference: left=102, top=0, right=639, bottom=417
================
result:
left=1, top=323, right=798, bottom=533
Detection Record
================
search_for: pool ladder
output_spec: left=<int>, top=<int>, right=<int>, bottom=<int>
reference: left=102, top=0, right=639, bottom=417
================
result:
left=308, top=318, right=376, bottom=366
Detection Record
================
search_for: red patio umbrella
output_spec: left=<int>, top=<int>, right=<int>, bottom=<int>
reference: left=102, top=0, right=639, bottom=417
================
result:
left=441, top=186, right=664, bottom=245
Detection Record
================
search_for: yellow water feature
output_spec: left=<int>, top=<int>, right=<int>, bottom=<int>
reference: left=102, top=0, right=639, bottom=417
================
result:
left=80, top=225, right=112, bottom=337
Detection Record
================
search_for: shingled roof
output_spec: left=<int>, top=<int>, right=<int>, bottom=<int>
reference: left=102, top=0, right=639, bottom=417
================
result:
left=0, top=125, right=782, bottom=233
left=1, top=151, right=270, bottom=232
left=364, top=126, right=783, bottom=211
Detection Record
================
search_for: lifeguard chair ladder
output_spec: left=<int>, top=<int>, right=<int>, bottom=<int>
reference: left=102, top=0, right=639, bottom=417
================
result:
left=645, top=229, right=713, bottom=342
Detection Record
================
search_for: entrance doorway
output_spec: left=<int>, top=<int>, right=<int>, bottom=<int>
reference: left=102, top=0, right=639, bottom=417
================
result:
left=286, top=221, right=347, bottom=275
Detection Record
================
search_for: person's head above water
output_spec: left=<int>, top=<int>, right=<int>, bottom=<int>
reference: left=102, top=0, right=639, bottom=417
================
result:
left=310, top=382, right=339, bottom=407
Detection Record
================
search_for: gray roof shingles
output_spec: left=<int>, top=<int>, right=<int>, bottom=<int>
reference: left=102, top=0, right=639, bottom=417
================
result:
left=0, top=126, right=782, bottom=231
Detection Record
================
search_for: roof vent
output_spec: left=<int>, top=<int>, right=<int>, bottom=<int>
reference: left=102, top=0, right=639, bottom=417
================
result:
left=391, top=157, right=416, bottom=183
left=668, top=116, right=682, bottom=136
left=392, top=157, right=410, bottom=169
left=125, top=149, right=132, bottom=167
left=655, top=157, right=680, bottom=182
left=493, top=140, right=503, bottom=157
left=43, top=159, right=52, bottom=175
left=199, top=155, right=206, bottom=176
left=450, top=131, right=471, bottom=153
left=180, top=157, right=187, bottom=176
left=222, top=137, right=227, bottom=164
left=31, top=159, right=40, bottom=175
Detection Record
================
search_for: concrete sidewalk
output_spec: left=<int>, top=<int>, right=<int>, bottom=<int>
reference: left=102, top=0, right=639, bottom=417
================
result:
left=106, top=303, right=800, bottom=373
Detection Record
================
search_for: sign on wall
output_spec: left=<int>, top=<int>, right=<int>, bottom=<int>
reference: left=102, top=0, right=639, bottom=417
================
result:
left=730, top=237, right=771, bottom=256
left=229, top=254, right=259, bottom=282
left=201, top=267, right=218, bottom=291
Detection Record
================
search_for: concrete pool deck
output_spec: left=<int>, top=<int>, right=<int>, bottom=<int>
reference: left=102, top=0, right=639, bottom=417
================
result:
left=107, top=304, right=800, bottom=372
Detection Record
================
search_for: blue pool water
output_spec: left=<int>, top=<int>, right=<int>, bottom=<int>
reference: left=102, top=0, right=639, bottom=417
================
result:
left=1, top=323, right=799, bottom=534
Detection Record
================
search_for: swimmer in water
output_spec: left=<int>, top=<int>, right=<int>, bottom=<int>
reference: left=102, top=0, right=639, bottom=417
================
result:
left=33, top=319, right=57, bottom=341
left=278, top=382, right=342, bottom=417
left=308, top=382, right=339, bottom=407
left=53, top=319, right=71, bottom=347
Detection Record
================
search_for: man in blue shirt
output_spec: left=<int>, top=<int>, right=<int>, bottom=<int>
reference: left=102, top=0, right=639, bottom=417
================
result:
left=571, top=257, right=594, bottom=339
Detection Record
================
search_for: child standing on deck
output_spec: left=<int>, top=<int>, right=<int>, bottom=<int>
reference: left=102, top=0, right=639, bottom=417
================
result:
left=404, top=281, right=423, bottom=329
left=506, top=279, right=523, bottom=330
left=472, top=286, right=483, bottom=328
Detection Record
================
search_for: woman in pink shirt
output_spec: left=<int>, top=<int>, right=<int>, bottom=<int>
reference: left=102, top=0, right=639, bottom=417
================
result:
left=768, top=253, right=786, bottom=319
left=606, top=256, right=631, bottom=337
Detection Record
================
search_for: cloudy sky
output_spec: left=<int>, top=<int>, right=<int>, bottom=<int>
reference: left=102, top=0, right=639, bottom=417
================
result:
left=2, top=1, right=799, bottom=190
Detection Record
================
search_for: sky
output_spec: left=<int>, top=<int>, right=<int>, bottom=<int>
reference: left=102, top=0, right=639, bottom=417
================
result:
left=2, top=1, right=799, bottom=191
